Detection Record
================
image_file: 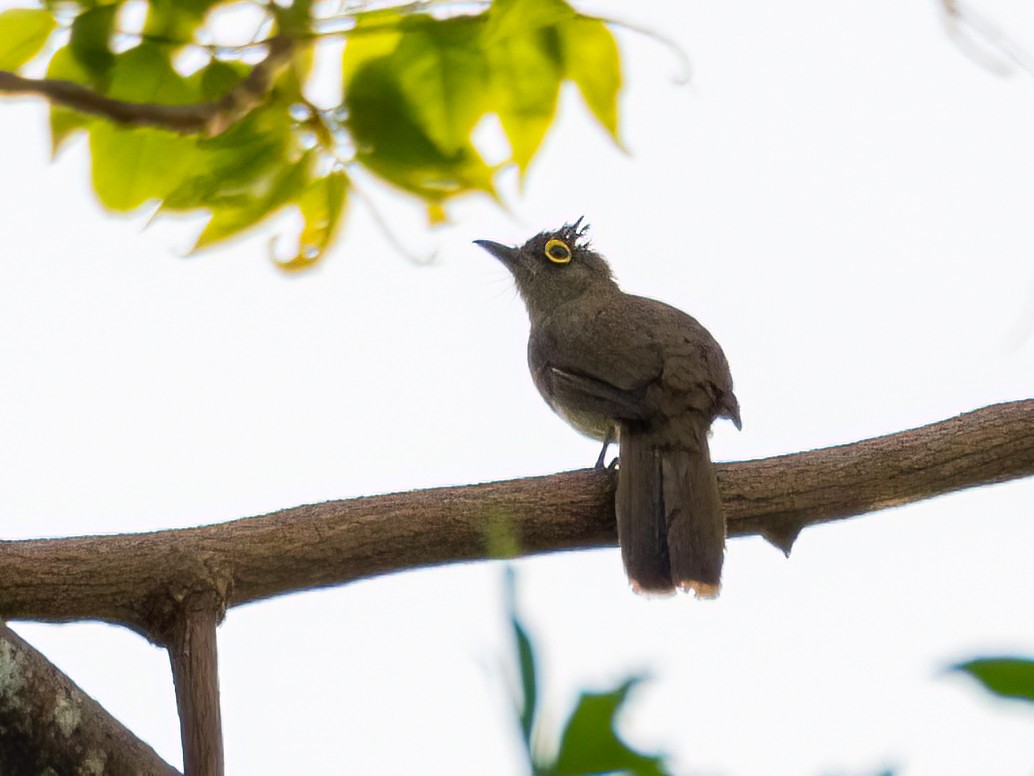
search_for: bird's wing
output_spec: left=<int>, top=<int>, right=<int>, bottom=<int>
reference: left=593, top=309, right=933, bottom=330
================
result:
left=529, top=301, right=661, bottom=424
left=532, top=295, right=738, bottom=424
left=538, top=365, right=652, bottom=422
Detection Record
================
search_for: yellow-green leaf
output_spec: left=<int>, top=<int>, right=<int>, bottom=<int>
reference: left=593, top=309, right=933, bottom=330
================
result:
left=194, top=153, right=313, bottom=250
left=165, top=61, right=296, bottom=215
left=104, top=43, right=196, bottom=104
left=162, top=134, right=286, bottom=212
left=557, top=16, right=620, bottom=140
left=346, top=57, right=495, bottom=202
left=341, top=11, right=404, bottom=85
left=0, top=8, right=56, bottom=70
left=47, top=45, right=94, bottom=155
left=276, top=170, right=348, bottom=272
left=487, top=26, right=561, bottom=173
left=391, top=16, right=490, bottom=155
left=89, top=44, right=201, bottom=211
left=483, top=0, right=574, bottom=44
left=145, top=0, right=219, bottom=43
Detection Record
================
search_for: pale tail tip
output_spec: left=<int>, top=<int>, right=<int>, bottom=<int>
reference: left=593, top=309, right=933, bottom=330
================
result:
left=629, top=580, right=677, bottom=598
left=629, top=579, right=720, bottom=599
left=677, top=580, right=721, bottom=599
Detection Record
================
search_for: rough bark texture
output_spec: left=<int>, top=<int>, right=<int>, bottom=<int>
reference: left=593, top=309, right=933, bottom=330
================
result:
left=1, top=401, right=1030, bottom=643
left=721, top=398, right=1034, bottom=552
left=0, top=621, right=179, bottom=776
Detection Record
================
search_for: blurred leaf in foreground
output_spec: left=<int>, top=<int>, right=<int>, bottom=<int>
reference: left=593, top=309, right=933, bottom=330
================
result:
left=504, top=568, right=669, bottom=776
left=951, top=656, right=1034, bottom=704
left=0, top=8, right=56, bottom=71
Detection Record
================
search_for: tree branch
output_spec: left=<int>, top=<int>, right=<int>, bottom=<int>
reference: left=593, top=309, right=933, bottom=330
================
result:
left=0, top=400, right=1031, bottom=641
left=0, top=37, right=294, bottom=137
left=0, top=620, right=180, bottom=776
left=167, top=598, right=223, bottom=776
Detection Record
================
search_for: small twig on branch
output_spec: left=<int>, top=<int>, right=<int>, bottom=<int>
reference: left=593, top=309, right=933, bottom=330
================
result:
left=0, top=400, right=1031, bottom=639
left=166, top=598, right=224, bottom=776
left=0, top=620, right=181, bottom=776
left=0, top=36, right=294, bottom=137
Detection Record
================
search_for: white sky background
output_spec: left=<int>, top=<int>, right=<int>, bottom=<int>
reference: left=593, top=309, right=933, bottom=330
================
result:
left=3, top=0, right=1034, bottom=773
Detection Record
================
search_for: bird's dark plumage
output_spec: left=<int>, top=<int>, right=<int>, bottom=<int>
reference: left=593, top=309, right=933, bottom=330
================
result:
left=476, top=220, right=740, bottom=596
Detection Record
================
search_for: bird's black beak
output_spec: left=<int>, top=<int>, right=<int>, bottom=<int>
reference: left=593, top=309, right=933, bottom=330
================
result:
left=474, top=239, right=518, bottom=267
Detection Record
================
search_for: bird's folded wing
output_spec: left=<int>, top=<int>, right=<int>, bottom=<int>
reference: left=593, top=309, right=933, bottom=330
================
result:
left=543, top=366, right=651, bottom=421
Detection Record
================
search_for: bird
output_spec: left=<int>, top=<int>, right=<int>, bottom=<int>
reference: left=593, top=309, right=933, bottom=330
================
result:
left=475, top=218, right=741, bottom=597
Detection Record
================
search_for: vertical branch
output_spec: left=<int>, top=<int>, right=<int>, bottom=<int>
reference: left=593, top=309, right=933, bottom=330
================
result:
left=166, top=597, right=224, bottom=776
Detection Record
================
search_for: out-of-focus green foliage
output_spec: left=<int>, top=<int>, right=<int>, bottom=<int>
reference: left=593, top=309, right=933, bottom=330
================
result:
left=89, top=43, right=201, bottom=211
left=504, top=568, right=669, bottom=776
left=549, top=678, right=667, bottom=776
left=0, top=8, right=55, bottom=70
left=0, top=0, right=622, bottom=269
left=951, top=656, right=1034, bottom=705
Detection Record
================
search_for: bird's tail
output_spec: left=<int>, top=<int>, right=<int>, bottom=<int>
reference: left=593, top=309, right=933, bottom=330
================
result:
left=615, top=421, right=725, bottom=597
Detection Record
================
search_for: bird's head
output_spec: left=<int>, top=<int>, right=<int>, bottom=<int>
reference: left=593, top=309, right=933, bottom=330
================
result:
left=475, top=218, right=618, bottom=317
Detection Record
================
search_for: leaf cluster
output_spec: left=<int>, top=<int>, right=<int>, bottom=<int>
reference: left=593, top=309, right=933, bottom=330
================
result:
left=0, top=0, right=622, bottom=269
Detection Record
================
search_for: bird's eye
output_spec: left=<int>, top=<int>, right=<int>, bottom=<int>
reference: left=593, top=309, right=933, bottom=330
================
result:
left=544, top=239, right=572, bottom=264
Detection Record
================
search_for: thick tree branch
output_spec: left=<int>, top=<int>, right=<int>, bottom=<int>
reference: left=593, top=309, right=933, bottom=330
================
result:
left=0, top=621, right=180, bottom=776
left=0, top=37, right=294, bottom=137
left=0, top=400, right=1031, bottom=641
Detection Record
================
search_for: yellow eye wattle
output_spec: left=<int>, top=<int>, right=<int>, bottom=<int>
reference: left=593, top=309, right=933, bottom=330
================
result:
left=544, top=239, right=572, bottom=264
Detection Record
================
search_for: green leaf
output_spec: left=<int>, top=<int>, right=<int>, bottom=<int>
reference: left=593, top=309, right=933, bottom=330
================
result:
left=194, top=152, right=313, bottom=250
left=162, top=137, right=284, bottom=213
left=557, top=16, right=621, bottom=140
left=952, top=657, right=1034, bottom=704
left=69, top=4, right=118, bottom=82
left=164, top=62, right=294, bottom=214
left=486, top=25, right=561, bottom=173
left=102, top=42, right=194, bottom=104
left=515, top=618, right=537, bottom=741
left=196, top=58, right=248, bottom=101
left=345, top=57, right=495, bottom=202
left=276, top=169, right=349, bottom=271
left=344, top=13, right=492, bottom=155
left=505, top=567, right=538, bottom=747
left=0, top=8, right=56, bottom=71
left=145, top=0, right=219, bottom=42
left=274, top=0, right=313, bottom=39
left=341, top=10, right=404, bottom=85
left=46, top=45, right=94, bottom=154
left=550, top=678, right=667, bottom=776
left=343, top=12, right=496, bottom=203
left=163, top=59, right=296, bottom=220
left=163, top=126, right=287, bottom=212
left=484, top=0, right=575, bottom=43
left=89, top=44, right=201, bottom=211
left=391, top=16, right=490, bottom=155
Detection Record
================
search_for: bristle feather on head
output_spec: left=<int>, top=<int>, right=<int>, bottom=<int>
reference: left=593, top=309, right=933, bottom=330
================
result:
left=523, top=217, right=592, bottom=255
left=558, top=216, right=590, bottom=249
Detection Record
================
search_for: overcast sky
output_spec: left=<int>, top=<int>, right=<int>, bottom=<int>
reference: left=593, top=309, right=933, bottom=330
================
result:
left=3, top=1, right=1034, bottom=774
